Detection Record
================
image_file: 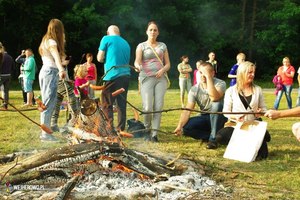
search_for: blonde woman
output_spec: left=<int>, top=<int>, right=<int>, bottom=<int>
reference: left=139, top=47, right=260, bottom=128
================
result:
left=273, top=57, right=295, bottom=110
left=217, top=61, right=270, bottom=159
left=38, top=19, right=66, bottom=142
left=134, top=21, right=171, bottom=143
left=178, top=55, right=192, bottom=108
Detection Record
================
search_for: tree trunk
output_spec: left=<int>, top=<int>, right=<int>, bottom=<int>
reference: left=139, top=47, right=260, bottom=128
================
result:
left=240, top=0, right=247, bottom=52
left=249, top=0, right=257, bottom=61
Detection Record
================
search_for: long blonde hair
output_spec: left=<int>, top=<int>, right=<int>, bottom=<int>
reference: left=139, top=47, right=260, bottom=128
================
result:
left=236, top=61, right=256, bottom=93
left=39, top=19, right=66, bottom=58
left=74, top=64, right=86, bottom=79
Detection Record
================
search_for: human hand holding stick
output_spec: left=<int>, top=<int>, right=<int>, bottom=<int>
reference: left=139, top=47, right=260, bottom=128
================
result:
left=0, top=97, right=53, bottom=134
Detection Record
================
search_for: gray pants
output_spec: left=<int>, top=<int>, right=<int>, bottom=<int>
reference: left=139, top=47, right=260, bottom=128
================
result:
left=179, top=77, right=191, bottom=97
left=140, top=76, right=167, bottom=137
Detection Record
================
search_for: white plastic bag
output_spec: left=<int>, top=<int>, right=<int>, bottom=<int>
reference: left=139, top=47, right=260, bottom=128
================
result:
left=223, top=120, right=267, bottom=163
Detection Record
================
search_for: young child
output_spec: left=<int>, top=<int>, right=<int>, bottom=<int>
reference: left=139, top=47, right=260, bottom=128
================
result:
left=228, top=53, right=246, bottom=86
left=193, top=60, right=203, bottom=85
left=74, top=65, right=90, bottom=106
left=273, top=74, right=283, bottom=95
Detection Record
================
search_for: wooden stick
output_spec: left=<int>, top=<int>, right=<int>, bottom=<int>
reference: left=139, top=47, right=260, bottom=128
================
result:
left=0, top=97, right=53, bottom=134
left=232, top=170, right=253, bottom=178
left=155, top=182, right=193, bottom=192
left=54, top=174, right=81, bottom=200
left=118, top=93, right=266, bottom=116
left=166, top=154, right=181, bottom=166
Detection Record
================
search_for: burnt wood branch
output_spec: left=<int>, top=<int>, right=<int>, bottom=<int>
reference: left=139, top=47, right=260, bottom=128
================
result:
left=54, top=174, right=82, bottom=200
left=3, top=170, right=69, bottom=185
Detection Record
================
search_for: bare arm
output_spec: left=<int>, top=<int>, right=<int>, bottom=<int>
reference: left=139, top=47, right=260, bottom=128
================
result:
left=298, top=74, right=300, bottom=86
left=134, top=47, right=143, bottom=72
left=97, top=50, right=105, bottom=63
left=174, top=101, right=195, bottom=136
left=264, top=106, right=300, bottom=120
left=49, top=45, right=65, bottom=79
left=93, top=63, right=97, bottom=82
left=202, top=68, right=224, bottom=101
left=156, top=48, right=170, bottom=78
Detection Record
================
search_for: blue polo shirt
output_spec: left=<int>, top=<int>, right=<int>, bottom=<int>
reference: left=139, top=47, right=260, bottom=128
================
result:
left=99, top=35, right=130, bottom=81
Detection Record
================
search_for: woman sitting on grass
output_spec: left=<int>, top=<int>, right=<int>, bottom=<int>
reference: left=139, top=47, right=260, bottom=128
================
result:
left=216, top=61, right=271, bottom=159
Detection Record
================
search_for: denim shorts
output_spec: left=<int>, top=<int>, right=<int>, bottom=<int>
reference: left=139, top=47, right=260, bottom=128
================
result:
left=23, top=78, right=34, bottom=92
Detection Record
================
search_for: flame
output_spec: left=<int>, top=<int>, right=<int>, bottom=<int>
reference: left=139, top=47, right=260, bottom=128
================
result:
left=112, top=164, right=134, bottom=173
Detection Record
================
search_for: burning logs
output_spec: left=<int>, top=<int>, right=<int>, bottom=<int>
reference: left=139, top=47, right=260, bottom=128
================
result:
left=0, top=142, right=187, bottom=186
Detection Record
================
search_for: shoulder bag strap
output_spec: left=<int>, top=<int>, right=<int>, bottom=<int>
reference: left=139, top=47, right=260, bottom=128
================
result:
left=147, top=43, right=164, bottom=67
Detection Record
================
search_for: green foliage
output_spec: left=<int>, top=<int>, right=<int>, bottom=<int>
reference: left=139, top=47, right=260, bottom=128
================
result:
left=0, top=0, right=300, bottom=82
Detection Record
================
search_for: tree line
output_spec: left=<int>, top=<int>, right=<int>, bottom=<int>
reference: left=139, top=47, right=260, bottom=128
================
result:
left=1, top=0, right=300, bottom=82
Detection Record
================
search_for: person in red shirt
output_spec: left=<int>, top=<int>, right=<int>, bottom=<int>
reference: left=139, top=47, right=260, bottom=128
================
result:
left=273, top=57, right=295, bottom=110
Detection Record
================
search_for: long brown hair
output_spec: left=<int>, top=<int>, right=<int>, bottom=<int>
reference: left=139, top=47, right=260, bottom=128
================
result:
left=39, top=19, right=66, bottom=58
left=0, top=42, right=4, bottom=65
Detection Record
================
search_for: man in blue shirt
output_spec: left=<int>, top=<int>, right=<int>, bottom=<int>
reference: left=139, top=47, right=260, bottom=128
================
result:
left=97, top=25, right=131, bottom=132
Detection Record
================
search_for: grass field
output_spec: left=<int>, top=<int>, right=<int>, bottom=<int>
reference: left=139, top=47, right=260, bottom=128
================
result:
left=0, top=87, right=300, bottom=199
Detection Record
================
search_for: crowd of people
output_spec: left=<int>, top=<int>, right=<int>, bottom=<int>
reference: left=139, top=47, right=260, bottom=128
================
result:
left=0, top=19, right=299, bottom=160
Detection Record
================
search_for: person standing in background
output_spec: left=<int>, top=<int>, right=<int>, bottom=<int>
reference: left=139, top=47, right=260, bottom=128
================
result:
left=0, top=43, right=15, bottom=111
left=272, top=57, right=295, bottom=110
left=193, top=60, right=203, bottom=86
left=15, top=50, right=37, bottom=105
left=134, top=21, right=170, bottom=143
left=20, top=48, right=36, bottom=107
left=97, top=25, right=131, bottom=134
left=84, top=53, right=97, bottom=99
left=295, top=67, right=300, bottom=107
left=207, top=52, right=218, bottom=78
left=228, top=53, right=246, bottom=87
left=178, top=55, right=192, bottom=108
left=38, top=19, right=66, bottom=142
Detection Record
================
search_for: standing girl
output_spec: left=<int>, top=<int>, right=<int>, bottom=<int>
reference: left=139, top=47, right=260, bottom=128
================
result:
left=84, top=53, right=97, bottom=99
left=74, top=65, right=90, bottom=106
left=178, top=55, right=192, bottom=108
left=134, top=21, right=171, bottom=143
left=39, top=19, right=66, bottom=142
left=273, top=57, right=295, bottom=110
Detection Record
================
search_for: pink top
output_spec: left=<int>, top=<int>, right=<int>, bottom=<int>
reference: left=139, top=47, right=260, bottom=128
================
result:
left=277, top=65, right=295, bottom=85
left=193, top=69, right=198, bottom=85
left=84, top=63, right=96, bottom=80
left=74, top=78, right=88, bottom=95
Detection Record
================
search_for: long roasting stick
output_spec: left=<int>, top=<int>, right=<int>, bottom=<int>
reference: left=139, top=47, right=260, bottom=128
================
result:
left=0, top=97, right=53, bottom=134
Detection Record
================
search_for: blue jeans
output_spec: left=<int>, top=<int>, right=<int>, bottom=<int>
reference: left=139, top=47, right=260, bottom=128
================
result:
left=182, top=101, right=227, bottom=142
left=296, top=87, right=300, bottom=107
left=39, top=68, right=59, bottom=137
left=273, top=84, right=292, bottom=109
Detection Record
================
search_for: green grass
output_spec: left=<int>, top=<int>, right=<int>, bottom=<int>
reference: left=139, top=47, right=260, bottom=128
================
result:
left=1, top=86, right=300, bottom=199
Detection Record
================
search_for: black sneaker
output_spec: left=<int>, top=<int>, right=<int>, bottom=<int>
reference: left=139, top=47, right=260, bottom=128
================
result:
left=144, top=133, right=151, bottom=141
left=40, top=135, right=60, bottom=143
left=151, top=136, right=159, bottom=143
left=51, top=124, right=60, bottom=132
left=206, top=141, right=217, bottom=149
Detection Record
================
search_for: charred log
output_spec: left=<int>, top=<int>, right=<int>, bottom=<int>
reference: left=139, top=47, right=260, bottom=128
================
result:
left=54, top=174, right=81, bottom=200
